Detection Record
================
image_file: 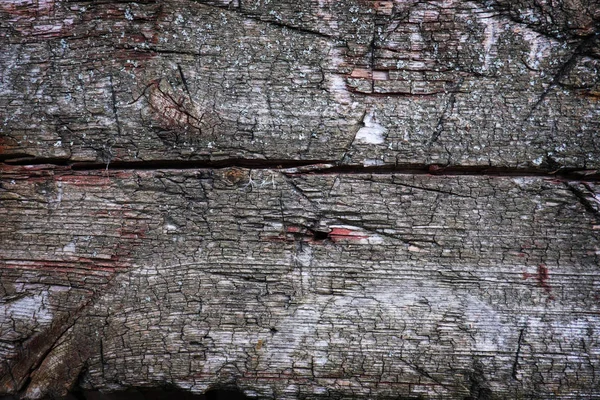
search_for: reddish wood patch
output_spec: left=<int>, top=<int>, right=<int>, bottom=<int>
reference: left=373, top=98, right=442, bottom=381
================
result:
left=56, top=175, right=111, bottom=186
left=264, top=225, right=370, bottom=244
left=328, top=228, right=369, bottom=242
left=582, top=90, right=600, bottom=100
left=0, top=0, right=76, bottom=38
left=0, top=0, right=55, bottom=17
left=349, top=69, right=390, bottom=82
left=116, top=226, right=147, bottom=240
left=537, top=264, right=551, bottom=292
left=428, top=164, right=445, bottom=174
left=523, top=264, right=554, bottom=300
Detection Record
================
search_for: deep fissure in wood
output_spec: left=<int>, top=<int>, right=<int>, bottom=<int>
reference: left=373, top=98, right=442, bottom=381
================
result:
left=1, top=159, right=598, bottom=181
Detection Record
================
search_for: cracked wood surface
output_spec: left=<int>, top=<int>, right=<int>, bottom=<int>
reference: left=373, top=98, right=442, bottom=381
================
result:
left=1, top=0, right=599, bottom=168
left=2, top=0, right=600, bottom=399
left=1, top=165, right=600, bottom=398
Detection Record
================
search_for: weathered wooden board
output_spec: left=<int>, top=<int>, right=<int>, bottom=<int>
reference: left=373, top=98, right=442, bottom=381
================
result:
left=1, top=166, right=599, bottom=398
left=1, top=0, right=599, bottom=168
left=2, top=0, right=600, bottom=398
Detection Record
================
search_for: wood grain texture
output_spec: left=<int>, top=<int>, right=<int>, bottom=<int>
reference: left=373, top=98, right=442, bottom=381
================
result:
left=1, top=166, right=599, bottom=398
left=2, top=0, right=600, bottom=398
left=1, top=0, right=599, bottom=168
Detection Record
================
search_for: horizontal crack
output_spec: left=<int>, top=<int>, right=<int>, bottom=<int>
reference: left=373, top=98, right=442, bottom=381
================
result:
left=1, top=158, right=330, bottom=170
left=1, top=158, right=599, bottom=181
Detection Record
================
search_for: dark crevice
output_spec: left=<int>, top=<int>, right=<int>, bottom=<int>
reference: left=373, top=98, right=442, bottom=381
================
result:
left=178, top=63, right=193, bottom=100
left=1, top=159, right=600, bottom=181
left=0, top=155, right=72, bottom=164
left=311, top=230, right=329, bottom=241
left=0, top=153, right=38, bottom=162
left=512, top=328, right=525, bottom=381
left=429, top=78, right=463, bottom=145
left=71, top=158, right=328, bottom=171
left=1, top=158, right=329, bottom=170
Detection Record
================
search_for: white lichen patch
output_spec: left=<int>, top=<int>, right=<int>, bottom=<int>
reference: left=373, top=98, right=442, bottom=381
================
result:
left=479, top=15, right=504, bottom=70
left=326, top=47, right=353, bottom=107
left=62, top=241, right=76, bottom=253
left=355, top=110, right=386, bottom=145
left=465, top=295, right=511, bottom=351
left=518, top=29, right=554, bottom=70
left=532, top=156, right=543, bottom=166
left=1, top=292, right=53, bottom=326
left=362, top=159, right=384, bottom=167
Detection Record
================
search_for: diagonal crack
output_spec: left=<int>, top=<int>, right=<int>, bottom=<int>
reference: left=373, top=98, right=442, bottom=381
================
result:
left=512, top=327, right=525, bottom=380
left=564, top=182, right=600, bottom=219
left=525, top=32, right=599, bottom=119
left=0, top=266, right=130, bottom=395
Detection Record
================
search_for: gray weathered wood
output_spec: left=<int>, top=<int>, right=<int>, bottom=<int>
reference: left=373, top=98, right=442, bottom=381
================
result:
left=1, top=0, right=599, bottom=168
left=1, top=166, right=599, bottom=398
left=2, top=0, right=600, bottom=398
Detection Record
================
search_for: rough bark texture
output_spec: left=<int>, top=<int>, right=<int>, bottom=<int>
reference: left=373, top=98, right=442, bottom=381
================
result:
left=1, top=0, right=600, bottom=399
left=1, top=0, right=599, bottom=168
